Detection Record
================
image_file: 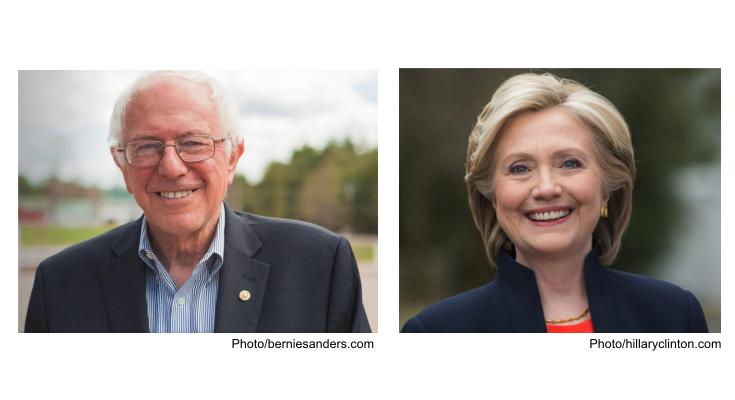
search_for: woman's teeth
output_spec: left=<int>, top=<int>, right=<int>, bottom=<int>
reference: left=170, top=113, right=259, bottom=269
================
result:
left=158, top=190, right=193, bottom=199
left=528, top=209, right=570, bottom=221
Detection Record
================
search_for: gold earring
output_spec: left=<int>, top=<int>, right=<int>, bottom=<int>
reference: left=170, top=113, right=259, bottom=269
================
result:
left=600, top=206, right=608, bottom=218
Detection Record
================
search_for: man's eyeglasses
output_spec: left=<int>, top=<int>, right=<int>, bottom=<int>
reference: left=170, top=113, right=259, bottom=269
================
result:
left=117, top=135, right=227, bottom=167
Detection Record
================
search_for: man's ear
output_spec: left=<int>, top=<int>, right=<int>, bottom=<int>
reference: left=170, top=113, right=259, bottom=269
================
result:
left=227, top=141, right=245, bottom=185
left=111, top=146, right=133, bottom=194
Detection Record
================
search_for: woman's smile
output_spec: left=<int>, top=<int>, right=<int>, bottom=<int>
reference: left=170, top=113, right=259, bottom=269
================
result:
left=526, top=207, right=574, bottom=226
left=401, top=72, right=709, bottom=334
left=492, top=108, right=609, bottom=261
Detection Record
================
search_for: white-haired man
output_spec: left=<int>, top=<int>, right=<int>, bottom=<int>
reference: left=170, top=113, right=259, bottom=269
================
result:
left=25, top=71, right=371, bottom=333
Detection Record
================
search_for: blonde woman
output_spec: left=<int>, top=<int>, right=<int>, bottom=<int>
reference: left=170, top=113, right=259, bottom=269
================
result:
left=401, top=73, right=708, bottom=333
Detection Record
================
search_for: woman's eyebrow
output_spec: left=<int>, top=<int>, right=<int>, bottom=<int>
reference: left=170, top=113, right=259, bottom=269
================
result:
left=551, top=146, right=588, bottom=157
left=499, top=147, right=590, bottom=165
left=501, top=151, right=534, bottom=164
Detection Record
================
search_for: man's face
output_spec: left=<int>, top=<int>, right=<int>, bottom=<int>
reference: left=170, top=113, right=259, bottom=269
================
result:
left=113, top=78, right=241, bottom=239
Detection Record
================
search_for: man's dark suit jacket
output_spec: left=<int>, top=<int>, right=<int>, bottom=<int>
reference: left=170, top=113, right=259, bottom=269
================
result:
left=25, top=203, right=371, bottom=333
left=401, top=248, right=708, bottom=333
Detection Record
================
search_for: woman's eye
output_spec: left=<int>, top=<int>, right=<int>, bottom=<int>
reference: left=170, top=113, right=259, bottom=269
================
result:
left=509, top=164, right=529, bottom=174
left=562, top=159, right=581, bottom=168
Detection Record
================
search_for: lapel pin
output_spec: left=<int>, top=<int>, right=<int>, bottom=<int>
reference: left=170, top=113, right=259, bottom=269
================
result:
left=239, top=290, right=251, bottom=301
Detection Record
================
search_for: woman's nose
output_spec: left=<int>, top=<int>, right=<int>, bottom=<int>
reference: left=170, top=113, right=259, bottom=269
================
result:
left=531, top=168, right=562, bottom=200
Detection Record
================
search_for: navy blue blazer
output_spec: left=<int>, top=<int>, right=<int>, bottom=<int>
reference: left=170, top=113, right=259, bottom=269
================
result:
left=402, top=248, right=708, bottom=333
left=25, top=203, right=371, bottom=333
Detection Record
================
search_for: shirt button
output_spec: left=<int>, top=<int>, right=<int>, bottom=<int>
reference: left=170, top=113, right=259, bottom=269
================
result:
left=208, top=277, right=212, bottom=283
left=178, top=297, right=185, bottom=306
left=146, top=253, right=154, bottom=260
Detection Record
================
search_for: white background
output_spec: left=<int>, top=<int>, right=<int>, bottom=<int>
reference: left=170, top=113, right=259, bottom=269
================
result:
left=4, top=1, right=728, bottom=398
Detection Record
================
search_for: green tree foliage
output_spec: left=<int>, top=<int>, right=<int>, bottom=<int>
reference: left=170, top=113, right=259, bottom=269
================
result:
left=225, top=141, right=378, bottom=234
left=19, top=175, right=38, bottom=195
left=346, top=149, right=378, bottom=233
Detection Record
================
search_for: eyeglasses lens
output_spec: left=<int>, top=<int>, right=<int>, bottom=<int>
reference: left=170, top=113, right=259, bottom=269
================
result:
left=126, top=136, right=216, bottom=166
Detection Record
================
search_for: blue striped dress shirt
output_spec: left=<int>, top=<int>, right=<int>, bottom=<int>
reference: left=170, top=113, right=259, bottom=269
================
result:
left=138, top=203, right=225, bottom=333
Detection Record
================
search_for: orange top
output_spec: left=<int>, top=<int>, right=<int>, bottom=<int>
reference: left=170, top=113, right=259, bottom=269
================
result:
left=546, top=318, right=594, bottom=333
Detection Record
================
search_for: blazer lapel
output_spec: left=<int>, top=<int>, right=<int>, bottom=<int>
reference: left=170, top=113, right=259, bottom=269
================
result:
left=495, top=247, right=623, bottom=333
left=98, top=218, right=149, bottom=333
left=584, top=249, right=623, bottom=333
left=214, top=204, right=271, bottom=333
left=497, top=252, right=547, bottom=333
left=95, top=205, right=273, bottom=333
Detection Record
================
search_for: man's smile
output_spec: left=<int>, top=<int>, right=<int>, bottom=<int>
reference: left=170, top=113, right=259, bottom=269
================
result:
left=155, top=188, right=198, bottom=199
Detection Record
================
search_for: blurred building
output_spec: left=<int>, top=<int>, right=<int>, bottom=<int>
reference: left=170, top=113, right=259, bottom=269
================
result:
left=19, top=191, right=142, bottom=228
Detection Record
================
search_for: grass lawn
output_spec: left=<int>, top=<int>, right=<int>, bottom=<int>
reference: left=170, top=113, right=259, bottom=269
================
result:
left=20, top=225, right=116, bottom=246
left=351, top=245, right=373, bottom=261
left=21, top=226, right=376, bottom=261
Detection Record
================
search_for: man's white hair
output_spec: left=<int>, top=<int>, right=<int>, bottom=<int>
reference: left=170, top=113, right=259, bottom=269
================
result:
left=108, top=70, right=243, bottom=164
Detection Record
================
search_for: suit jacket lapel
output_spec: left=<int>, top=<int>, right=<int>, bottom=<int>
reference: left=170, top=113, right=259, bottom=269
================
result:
left=496, top=248, right=625, bottom=333
left=497, top=252, right=547, bottom=333
left=214, top=203, right=271, bottom=333
left=98, top=217, right=149, bottom=333
left=584, top=249, right=622, bottom=333
left=96, top=204, right=273, bottom=333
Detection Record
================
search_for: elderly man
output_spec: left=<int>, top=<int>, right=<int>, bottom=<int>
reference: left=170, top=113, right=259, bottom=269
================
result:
left=25, top=71, right=371, bottom=333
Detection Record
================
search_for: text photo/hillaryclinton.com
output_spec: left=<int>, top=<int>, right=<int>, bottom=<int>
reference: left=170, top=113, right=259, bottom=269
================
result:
left=19, top=70, right=378, bottom=333
left=399, top=69, right=720, bottom=333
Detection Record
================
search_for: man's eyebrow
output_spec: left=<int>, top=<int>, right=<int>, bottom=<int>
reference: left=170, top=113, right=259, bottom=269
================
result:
left=127, top=131, right=210, bottom=142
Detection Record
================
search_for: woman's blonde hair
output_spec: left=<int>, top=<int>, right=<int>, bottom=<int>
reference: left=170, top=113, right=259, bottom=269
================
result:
left=466, top=73, right=636, bottom=267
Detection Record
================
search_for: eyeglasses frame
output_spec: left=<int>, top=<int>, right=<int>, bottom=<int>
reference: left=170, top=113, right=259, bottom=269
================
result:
left=116, top=135, right=228, bottom=167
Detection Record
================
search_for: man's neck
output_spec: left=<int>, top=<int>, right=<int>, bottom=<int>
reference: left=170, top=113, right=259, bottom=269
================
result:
left=147, top=214, right=220, bottom=289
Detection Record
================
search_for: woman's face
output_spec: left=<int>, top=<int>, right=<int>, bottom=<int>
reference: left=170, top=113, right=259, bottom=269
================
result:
left=492, top=108, right=609, bottom=263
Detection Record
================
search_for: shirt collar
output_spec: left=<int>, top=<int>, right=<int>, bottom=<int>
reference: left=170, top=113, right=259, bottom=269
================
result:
left=138, top=203, right=226, bottom=273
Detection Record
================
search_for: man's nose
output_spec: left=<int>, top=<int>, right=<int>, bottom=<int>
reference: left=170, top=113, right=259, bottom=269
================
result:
left=531, top=168, right=562, bottom=200
left=157, top=144, right=188, bottom=179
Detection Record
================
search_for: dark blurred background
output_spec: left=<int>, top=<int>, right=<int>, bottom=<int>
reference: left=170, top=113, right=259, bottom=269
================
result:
left=399, top=69, right=721, bottom=332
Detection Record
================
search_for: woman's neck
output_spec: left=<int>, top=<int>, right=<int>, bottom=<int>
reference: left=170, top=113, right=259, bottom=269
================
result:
left=515, top=245, right=591, bottom=323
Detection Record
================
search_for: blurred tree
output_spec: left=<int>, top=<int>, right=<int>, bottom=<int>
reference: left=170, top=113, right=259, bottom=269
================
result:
left=224, top=174, right=249, bottom=211
left=287, top=146, right=323, bottom=219
left=42, top=176, right=101, bottom=201
left=300, top=159, right=347, bottom=231
left=254, top=162, right=289, bottom=218
left=19, top=175, right=38, bottom=195
left=346, top=149, right=378, bottom=233
left=233, top=141, right=378, bottom=234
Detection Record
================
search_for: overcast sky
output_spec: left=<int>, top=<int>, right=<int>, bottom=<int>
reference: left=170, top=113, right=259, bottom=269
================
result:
left=18, top=70, right=378, bottom=189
